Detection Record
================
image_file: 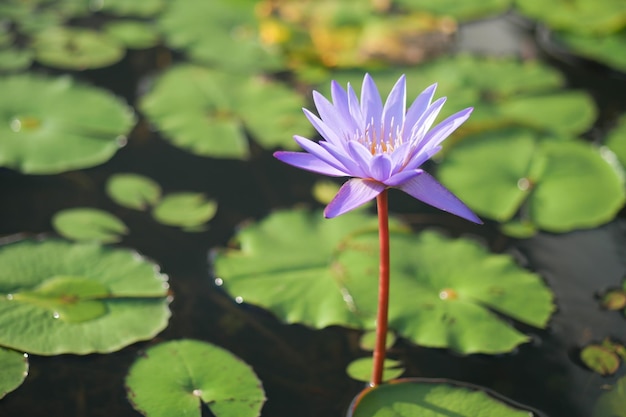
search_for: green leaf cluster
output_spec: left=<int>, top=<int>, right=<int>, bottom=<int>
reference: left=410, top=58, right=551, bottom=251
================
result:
left=214, top=209, right=554, bottom=354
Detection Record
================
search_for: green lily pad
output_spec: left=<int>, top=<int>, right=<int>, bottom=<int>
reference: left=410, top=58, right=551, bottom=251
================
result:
left=515, top=0, right=626, bottom=35
left=140, top=65, right=311, bottom=159
left=581, top=344, right=620, bottom=375
left=104, top=21, right=160, bottom=49
left=438, top=128, right=625, bottom=233
left=601, top=289, right=626, bottom=310
left=395, top=0, right=511, bottom=20
left=106, top=173, right=162, bottom=210
left=0, top=73, right=135, bottom=174
left=0, top=47, right=33, bottom=72
left=125, top=339, right=265, bottom=417
left=0, top=347, right=28, bottom=400
left=342, top=230, right=554, bottom=354
left=605, top=114, right=626, bottom=169
left=0, top=240, right=170, bottom=355
left=349, top=379, right=533, bottom=417
left=158, top=0, right=282, bottom=72
left=327, top=55, right=595, bottom=136
left=347, top=357, right=404, bottom=383
left=152, top=192, right=217, bottom=229
left=359, top=330, right=397, bottom=351
left=52, top=208, right=128, bottom=243
left=554, top=30, right=626, bottom=73
left=215, top=209, right=553, bottom=354
left=93, top=0, right=166, bottom=17
left=312, top=180, right=342, bottom=204
left=593, top=375, right=626, bottom=417
left=32, top=27, right=125, bottom=70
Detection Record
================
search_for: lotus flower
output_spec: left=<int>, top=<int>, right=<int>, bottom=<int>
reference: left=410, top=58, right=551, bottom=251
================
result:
left=274, top=74, right=481, bottom=223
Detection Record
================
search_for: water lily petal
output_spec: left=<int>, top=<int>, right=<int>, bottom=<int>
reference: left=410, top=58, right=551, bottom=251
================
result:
left=324, top=178, right=385, bottom=218
left=402, top=145, right=441, bottom=172
left=369, top=154, right=393, bottom=182
left=403, top=83, right=437, bottom=141
left=382, top=75, right=406, bottom=136
left=346, top=83, right=364, bottom=125
left=274, top=151, right=348, bottom=177
left=385, top=168, right=423, bottom=187
left=398, top=172, right=482, bottom=223
left=361, top=74, right=383, bottom=133
left=313, top=91, right=353, bottom=139
left=419, top=107, right=473, bottom=153
left=319, top=141, right=369, bottom=178
left=293, top=135, right=349, bottom=172
left=347, top=141, right=373, bottom=173
left=303, top=109, right=343, bottom=146
left=409, top=97, right=447, bottom=144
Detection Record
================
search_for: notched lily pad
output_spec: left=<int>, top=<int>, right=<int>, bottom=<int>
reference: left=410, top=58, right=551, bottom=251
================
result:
left=125, top=339, right=265, bottom=417
left=94, top=0, right=166, bottom=17
left=152, top=192, right=217, bottom=230
left=140, top=65, right=311, bottom=159
left=32, top=27, right=125, bottom=70
left=347, top=357, right=404, bottom=383
left=52, top=208, right=128, bottom=243
left=214, top=209, right=553, bottom=354
left=104, top=21, right=161, bottom=49
left=554, top=31, right=626, bottom=73
left=349, top=378, right=534, bottom=417
left=0, top=239, right=170, bottom=355
left=438, top=127, right=626, bottom=233
left=581, top=344, right=620, bottom=376
left=106, top=173, right=162, bottom=211
left=605, top=114, right=626, bottom=170
left=0, top=347, right=28, bottom=400
left=0, top=73, right=135, bottom=174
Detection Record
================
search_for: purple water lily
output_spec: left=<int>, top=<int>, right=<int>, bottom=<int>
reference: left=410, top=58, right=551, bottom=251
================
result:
left=274, top=74, right=481, bottom=223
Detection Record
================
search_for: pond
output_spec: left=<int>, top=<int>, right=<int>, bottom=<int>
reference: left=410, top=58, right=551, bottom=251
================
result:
left=1, top=1, right=626, bottom=417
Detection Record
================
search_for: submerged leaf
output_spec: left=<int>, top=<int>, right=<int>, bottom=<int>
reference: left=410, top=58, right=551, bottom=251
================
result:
left=0, top=240, right=170, bottom=355
left=125, top=339, right=265, bottom=417
left=52, top=208, right=128, bottom=243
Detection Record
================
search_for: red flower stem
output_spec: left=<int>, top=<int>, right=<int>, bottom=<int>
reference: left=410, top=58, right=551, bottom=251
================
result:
left=371, top=189, right=390, bottom=387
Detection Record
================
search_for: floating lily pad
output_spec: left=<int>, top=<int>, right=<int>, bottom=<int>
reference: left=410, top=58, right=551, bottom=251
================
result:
left=359, top=330, right=397, bottom=351
left=140, top=65, right=311, bottom=159
left=215, top=209, right=553, bottom=354
left=554, top=31, right=626, bottom=73
left=349, top=379, right=534, bottom=417
left=327, top=55, right=596, bottom=136
left=94, top=0, right=166, bottom=17
left=593, top=375, right=626, bottom=417
left=581, top=344, right=620, bottom=375
left=106, top=173, right=162, bottom=210
left=125, top=339, right=265, bottom=417
left=601, top=289, right=626, bottom=310
left=0, top=240, right=170, bottom=355
left=347, top=357, right=404, bottom=383
left=312, top=180, right=342, bottom=205
left=152, top=192, right=217, bottom=230
left=32, top=27, right=125, bottom=69
left=158, top=0, right=282, bottom=72
left=605, top=114, right=626, bottom=169
left=104, top=21, right=161, bottom=49
left=438, top=128, right=626, bottom=233
left=396, top=0, right=511, bottom=20
left=0, top=347, right=28, bottom=400
left=52, top=208, right=128, bottom=243
left=515, top=0, right=626, bottom=35
left=0, top=73, right=135, bottom=174
left=0, top=47, right=33, bottom=72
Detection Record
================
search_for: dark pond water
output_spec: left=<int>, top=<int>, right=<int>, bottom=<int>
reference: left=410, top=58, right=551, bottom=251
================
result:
left=1, top=14, right=626, bottom=417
